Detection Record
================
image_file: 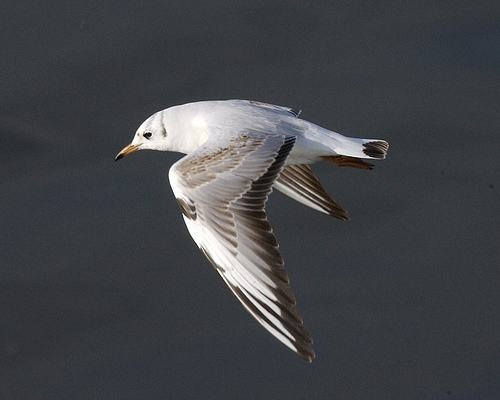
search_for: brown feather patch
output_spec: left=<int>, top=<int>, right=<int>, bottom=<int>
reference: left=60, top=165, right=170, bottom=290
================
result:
left=321, top=156, right=374, bottom=170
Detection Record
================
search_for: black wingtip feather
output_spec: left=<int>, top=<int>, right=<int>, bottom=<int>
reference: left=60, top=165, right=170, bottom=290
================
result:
left=363, top=141, right=389, bottom=159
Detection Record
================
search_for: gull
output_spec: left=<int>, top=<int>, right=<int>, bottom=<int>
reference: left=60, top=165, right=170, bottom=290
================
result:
left=115, top=99, right=388, bottom=362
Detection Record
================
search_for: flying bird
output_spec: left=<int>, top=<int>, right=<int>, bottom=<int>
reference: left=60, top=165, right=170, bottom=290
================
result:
left=115, top=99, right=388, bottom=362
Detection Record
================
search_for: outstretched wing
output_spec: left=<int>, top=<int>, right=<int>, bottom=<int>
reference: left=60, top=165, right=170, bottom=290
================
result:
left=168, top=132, right=315, bottom=361
left=275, top=164, right=349, bottom=220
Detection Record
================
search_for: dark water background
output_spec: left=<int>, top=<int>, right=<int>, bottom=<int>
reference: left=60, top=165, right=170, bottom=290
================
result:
left=1, top=2, right=499, bottom=399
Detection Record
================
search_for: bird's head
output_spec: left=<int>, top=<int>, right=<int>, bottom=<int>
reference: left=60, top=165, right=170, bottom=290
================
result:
left=115, top=110, right=171, bottom=161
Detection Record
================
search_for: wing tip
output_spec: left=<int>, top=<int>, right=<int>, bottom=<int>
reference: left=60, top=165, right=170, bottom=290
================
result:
left=363, top=140, right=389, bottom=159
left=276, top=164, right=350, bottom=220
left=296, top=344, right=316, bottom=363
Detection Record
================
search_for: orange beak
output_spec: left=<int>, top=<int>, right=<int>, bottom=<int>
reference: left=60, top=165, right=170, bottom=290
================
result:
left=115, top=143, right=140, bottom=161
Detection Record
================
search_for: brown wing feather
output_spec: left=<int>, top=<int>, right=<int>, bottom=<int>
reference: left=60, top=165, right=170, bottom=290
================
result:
left=275, top=164, right=349, bottom=220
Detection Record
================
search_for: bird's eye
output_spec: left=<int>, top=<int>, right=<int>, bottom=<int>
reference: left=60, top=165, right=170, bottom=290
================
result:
left=143, top=131, right=152, bottom=139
